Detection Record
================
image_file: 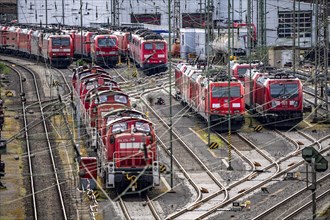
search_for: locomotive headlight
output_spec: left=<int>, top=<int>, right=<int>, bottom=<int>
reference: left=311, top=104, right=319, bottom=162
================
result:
left=109, top=163, right=114, bottom=173
left=272, top=101, right=281, bottom=107
left=293, top=101, right=298, bottom=107
left=212, top=103, right=220, bottom=108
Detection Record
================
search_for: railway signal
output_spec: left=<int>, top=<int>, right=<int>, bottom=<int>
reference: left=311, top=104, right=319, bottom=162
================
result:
left=302, top=146, right=328, bottom=172
left=302, top=146, right=328, bottom=220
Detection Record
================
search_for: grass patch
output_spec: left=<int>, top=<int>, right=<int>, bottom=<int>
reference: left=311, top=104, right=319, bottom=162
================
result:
left=0, top=102, right=26, bottom=220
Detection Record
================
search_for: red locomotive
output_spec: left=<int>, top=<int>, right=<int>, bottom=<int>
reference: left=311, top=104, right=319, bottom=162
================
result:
left=17, top=28, right=33, bottom=56
left=231, top=62, right=259, bottom=82
left=40, top=32, right=73, bottom=68
left=244, top=67, right=304, bottom=127
left=0, top=25, right=73, bottom=68
left=175, top=62, right=245, bottom=131
left=73, top=30, right=94, bottom=58
left=113, top=30, right=130, bottom=60
left=99, top=116, right=159, bottom=192
left=73, top=30, right=119, bottom=67
left=72, top=65, right=160, bottom=193
left=5, top=26, right=19, bottom=53
left=0, top=25, right=8, bottom=52
left=91, top=34, right=119, bottom=67
left=129, top=29, right=168, bottom=75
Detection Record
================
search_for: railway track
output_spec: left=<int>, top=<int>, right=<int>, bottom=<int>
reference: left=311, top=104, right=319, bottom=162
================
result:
left=7, top=62, right=70, bottom=219
left=137, top=86, right=228, bottom=219
left=3, top=55, right=328, bottom=219
left=252, top=173, right=330, bottom=220
left=117, top=194, right=161, bottom=220
left=138, top=82, right=330, bottom=219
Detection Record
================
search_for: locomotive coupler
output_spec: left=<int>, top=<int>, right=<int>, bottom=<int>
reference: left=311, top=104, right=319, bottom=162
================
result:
left=126, top=173, right=138, bottom=191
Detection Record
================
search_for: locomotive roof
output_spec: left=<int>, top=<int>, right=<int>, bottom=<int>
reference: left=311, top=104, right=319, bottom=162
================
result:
left=82, top=75, right=114, bottom=82
left=205, top=67, right=237, bottom=82
left=255, top=69, right=300, bottom=84
left=183, top=64, right=237, bottom=82
left=83, top=87, right=123, bottom=102
left=132, top=29, right=164, bottom=40
left=90, top=89, right=127, bottom=98
left=102, top=108, right=145, bottom=119
left=106, top=116, right=153, bottom=127
left=80, top=73, right=112, bottom=81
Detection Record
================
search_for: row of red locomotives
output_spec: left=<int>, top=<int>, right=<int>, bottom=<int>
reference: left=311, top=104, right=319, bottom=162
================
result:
left=231, top=62, right=303, bottom=126
left=0, top=25, right=73, bottom=68
left=175, top=62, right=245, bottom=132
left=64, top=29, right=119, bottom=67
left=72, top=65, right=160, bottom=194
left=113, top=28, right=168, bottom=75
left=175, top=61, right=304, bottom=130
left=0, top=25, right=121, bottom=68
left=243, top=66, right=304, bottom=126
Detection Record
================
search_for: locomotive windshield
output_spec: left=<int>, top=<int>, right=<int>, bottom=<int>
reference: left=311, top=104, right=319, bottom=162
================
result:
left=98, top=38, right=116, bottom=47
left=155, top=43, right=165, bottom=50
left=270, top=83, right=299, bottom=98
left=112, top=122, right=127, bottom=133
left=114, top=95, right=128, bottom=104
left=135, top=121, right=151, bottom=132
left=52, top=37, right=70, bottom=47
left=238, top=67, right=248, bottom=76
left=212, top=86, right=241, bottom=98
left=144, top=43, right=153, bottom=50
left=95, top=95, right=108, bottom=104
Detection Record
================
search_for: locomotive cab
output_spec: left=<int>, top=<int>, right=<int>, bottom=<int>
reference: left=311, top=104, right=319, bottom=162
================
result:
left=103, top=117, right=159, bottom=192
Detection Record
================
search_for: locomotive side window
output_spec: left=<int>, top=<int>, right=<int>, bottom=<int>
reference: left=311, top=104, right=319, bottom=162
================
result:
left=212, top=86, right=241, bottom=98
left=144, top=43, right=153, bottom=50
left=270, top=83, right=299, bottom=98
left=155, top=42, right=164, bottom=50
